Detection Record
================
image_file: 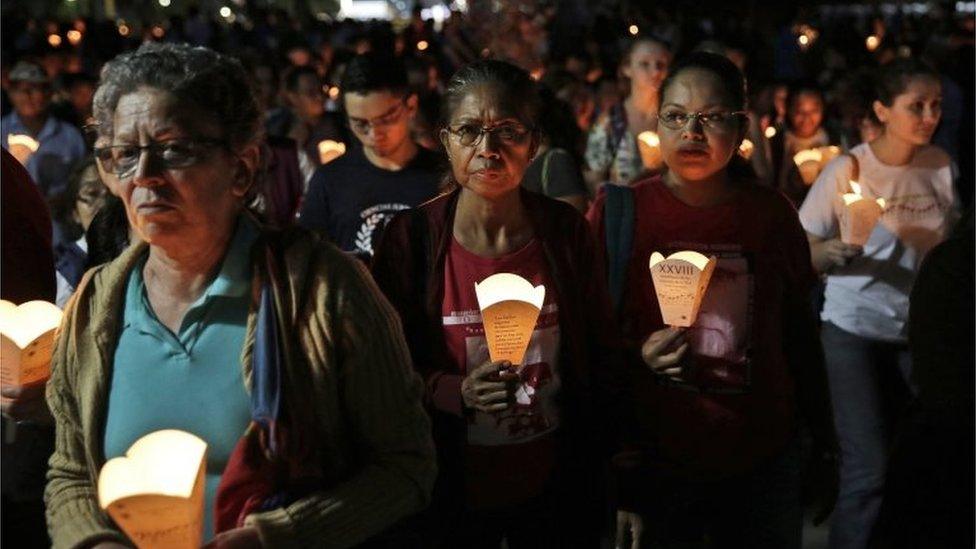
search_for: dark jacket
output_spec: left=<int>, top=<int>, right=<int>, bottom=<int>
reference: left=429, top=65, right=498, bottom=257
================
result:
left=371, top=187, right=625, bottom=537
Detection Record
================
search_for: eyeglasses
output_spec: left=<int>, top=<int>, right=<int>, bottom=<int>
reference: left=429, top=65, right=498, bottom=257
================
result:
left=445, top=123, right=532, bottom=147
left=347, top=100, right=408, bottom=134
left=93, top=138, right=225, bottom=178
left=659, top=110, right=747, bottom=131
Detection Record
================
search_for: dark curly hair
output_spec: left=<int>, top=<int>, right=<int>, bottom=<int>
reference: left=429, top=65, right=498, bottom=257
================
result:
left=92, top=42, right=262, bottom=150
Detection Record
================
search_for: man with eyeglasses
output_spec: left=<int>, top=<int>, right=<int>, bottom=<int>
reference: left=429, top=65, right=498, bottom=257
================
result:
left=299, top=53, right=444, bottom=260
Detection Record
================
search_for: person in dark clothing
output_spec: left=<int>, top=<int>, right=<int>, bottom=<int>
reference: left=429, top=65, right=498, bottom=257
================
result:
left=0, top=147, right=56, bottom=549
left=589, top=53, right=836, bottom=549
left=299, top=53, right=443, bottom=260
left=372, top=59, right=623, bottom=548
left=871, top=209, right=974, bottom=549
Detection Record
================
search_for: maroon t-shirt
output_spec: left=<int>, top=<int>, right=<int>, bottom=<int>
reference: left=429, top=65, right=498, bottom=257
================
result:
left=441, top=237, right=560, bottom=509
left=589, top=176, right=815, bottom=477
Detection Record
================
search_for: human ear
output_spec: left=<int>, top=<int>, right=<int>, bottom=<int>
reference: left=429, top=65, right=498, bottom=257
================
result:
left=232, top=144, right=262, bottom=197
left=872, top=100, right=889, bottom=124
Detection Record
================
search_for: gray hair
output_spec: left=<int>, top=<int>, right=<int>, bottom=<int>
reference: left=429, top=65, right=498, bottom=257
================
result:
left=92, top=42, right=262, bottom=149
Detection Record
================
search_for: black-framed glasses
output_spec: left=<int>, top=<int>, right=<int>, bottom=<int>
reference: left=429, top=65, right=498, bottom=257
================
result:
left=347, top=100, right=408, bottom=134
left=445, top=123, right=532, bottom=147
left=93, top=138, right=226, bottom=178
left=659, top=110, right=747, bottom=131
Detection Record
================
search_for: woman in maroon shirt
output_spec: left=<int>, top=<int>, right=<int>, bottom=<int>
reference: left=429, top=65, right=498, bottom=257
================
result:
left=588, top=52, right=837, bottom=548
left=373, top=59, right=622, bottom=548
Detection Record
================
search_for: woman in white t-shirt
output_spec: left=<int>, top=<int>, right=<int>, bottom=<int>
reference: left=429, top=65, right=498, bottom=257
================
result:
left=798, top=58, right=958, bottom=549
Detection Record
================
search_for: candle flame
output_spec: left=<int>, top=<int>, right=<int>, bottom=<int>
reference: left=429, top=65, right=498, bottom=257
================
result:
left=850, top=181, right=862, bottom=195
left=764, top=126, right=777, bottom=139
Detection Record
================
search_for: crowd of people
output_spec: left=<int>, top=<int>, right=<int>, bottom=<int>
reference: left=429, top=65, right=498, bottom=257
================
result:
left=0, top=2, right=973, bottom=548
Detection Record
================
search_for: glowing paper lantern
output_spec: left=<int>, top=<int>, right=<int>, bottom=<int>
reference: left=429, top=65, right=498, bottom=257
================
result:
left=839, top=181, right=886, bottom=246
left=318, top=140, right=346, bottom=165
left=7, top=134, right=39, bottom=167
left=793, top=148, right=824, bottom=185
left=0, top=300, right=62, bottom=390
left=649, top=252, right=717, bottom=327
left=98, top=430, right=207, bottom=549
left=474, top=273, right=545, bottom=367
left=637, top=131, right=662, bottom=170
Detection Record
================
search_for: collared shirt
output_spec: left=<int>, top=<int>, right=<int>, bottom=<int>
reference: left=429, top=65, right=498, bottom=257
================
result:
left=105, top=217, right=258, bottom=540
left=0, top=112, right=86, bottom=199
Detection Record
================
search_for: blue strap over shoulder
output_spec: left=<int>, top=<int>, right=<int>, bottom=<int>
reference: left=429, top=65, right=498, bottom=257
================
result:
left=603, top=184, right=635, bottom=313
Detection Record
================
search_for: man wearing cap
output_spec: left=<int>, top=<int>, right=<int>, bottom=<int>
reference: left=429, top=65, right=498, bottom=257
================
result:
left=1, top=61, right=86, bottom=205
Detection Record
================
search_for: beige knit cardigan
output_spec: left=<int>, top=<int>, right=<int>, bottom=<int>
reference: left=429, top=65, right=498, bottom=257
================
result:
left=44, top=227, right=436, bottom=549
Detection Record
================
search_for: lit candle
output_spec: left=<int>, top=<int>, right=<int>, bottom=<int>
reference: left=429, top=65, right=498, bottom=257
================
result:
left=793, top=148, right=823, bottom=185
left=738, top=139, right=754, bottom=160
left=637, top=131, right=662, bottom=170
left=839, top=181, right=886, bottom=246
left=866, top=35, right=880, bottom=51
left=318, top=140, right=346, bottom=165
left=7, top=134, right=39, bottom=166
left=764, top=125, right=777, bottom=139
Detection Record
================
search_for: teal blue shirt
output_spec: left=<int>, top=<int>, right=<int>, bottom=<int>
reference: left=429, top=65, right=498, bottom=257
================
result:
left=105, top=217, right=258, bottom=540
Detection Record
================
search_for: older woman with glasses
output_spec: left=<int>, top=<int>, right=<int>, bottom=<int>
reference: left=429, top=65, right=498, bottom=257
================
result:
left=45, top=43, right=435, bottom=549
left=372, top=59, right=623, bottom=548
left=588, top=52, right=836, bottom=548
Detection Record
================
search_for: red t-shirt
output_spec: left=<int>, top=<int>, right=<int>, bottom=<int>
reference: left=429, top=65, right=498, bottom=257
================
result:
left=589, top=177, right=814, bottom=477
left=442, top=237, right=561, bottom=509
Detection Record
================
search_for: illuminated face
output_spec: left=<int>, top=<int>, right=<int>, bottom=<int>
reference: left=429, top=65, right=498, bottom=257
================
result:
left=873, top=77, right=942, bottom=147
left=439, top=84, right=537, bottom=200
left=658, top=69, right=746, bottom=183
left=111, top=88, right=253, bottom=248
left=788, top=92, right=824, bottom=139
left=623, top=41, right=671, bottom=94
left=344, top=90, right=417, bottom=159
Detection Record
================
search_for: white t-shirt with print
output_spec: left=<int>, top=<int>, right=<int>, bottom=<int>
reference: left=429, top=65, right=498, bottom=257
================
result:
left=799, top=142, right=958, bottom=342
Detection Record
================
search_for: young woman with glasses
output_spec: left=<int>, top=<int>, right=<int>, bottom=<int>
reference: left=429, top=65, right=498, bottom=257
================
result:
left=588, top=52, right=836, bottom=548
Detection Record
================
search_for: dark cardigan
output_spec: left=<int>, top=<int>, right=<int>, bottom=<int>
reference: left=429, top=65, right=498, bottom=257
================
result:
left=371, top=187, right=626, bottom=532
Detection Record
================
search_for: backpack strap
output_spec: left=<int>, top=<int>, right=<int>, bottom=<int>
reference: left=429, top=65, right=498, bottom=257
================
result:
left=603, top=184, right=635, bottom=313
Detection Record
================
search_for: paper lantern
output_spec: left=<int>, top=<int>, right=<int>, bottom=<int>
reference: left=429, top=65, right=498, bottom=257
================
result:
left=793, top=148, right=824, bottom=185
left=474, top=273, right=545, bottom=367
left=636, top=131, right=662, bottom=170
left=0, top=300, right=62, bottom=391
left=98, top=430, right=207, bottom=549
left=318, top=140, right=346, bottom=165
left=649, top=251, right=717, bottom=327
left=839, top=181, right=885, bottom=246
